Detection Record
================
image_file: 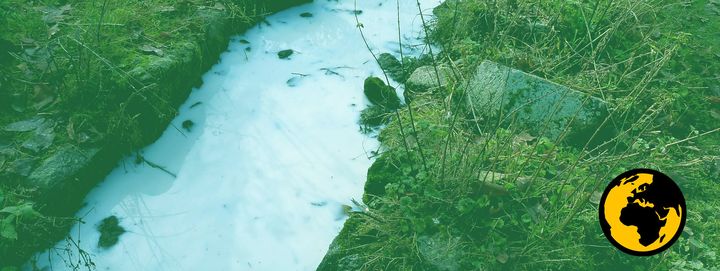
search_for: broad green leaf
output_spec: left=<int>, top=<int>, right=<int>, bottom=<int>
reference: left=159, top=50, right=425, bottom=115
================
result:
left=17, top=203, right=42, bottom=218
left=0, top=219, right=17, bottom=240
left=0, top=206, right=19, bottom=214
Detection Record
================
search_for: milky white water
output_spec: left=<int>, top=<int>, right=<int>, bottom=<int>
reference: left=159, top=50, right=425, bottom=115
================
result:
left=33, top=1, right=441, bottom=270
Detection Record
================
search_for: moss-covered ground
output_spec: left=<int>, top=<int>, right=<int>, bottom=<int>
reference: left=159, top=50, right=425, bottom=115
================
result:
left=322, top=0, right=720, bottom=270
left=0, top=0, right=306, bottom=269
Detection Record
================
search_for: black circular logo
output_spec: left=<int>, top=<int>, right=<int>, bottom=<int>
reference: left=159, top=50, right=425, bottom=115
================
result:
left=598, top=168, right=686, bottom=256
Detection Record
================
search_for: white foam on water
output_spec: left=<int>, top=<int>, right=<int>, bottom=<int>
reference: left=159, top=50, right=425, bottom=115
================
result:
left=33, top=0, right=442, bottom=270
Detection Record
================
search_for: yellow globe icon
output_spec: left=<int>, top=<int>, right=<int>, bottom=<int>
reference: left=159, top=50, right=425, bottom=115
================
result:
left=599, top=169, right=686, bottom=256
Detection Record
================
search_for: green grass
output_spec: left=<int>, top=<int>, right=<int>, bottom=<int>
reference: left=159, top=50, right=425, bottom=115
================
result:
left=0, top=0, right=302, bottom=268
left=323, top=0, right=720, bottom=270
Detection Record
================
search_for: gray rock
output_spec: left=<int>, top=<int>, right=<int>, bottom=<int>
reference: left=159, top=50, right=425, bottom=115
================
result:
left=405, top=65, right=451, bottom=92
left=466, top=61, right=611, bottom=145
left=418, top=234, right=463, bottom=271
left=3, top=117, right=46, bottom=132
left=28, top=145, right=99, bottom=193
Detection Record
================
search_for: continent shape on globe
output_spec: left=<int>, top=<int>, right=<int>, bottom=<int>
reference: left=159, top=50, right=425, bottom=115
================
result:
left=601, top=172, right=684, bottom=253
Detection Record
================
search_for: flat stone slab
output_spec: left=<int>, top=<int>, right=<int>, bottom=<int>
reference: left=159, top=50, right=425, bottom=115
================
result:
left=28, top=145, right=99, bottom=199
left=466, top=61, right=610, bottom=145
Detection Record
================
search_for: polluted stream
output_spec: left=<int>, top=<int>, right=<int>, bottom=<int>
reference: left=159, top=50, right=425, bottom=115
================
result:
left=33, top=0, right=441, bottom=270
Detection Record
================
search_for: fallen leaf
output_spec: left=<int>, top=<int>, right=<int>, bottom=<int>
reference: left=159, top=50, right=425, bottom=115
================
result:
left=514, top=133, right=536, bottom=144
left=156, top=6, right=176, bottom=12
left=4, top=117, right=46, bottom=132
left=706, top=96, right=720, bottom=103
left=33, top=96, right=54, bottom=110
left=286, top=76, right=302, bottom=87
left=139, top=45, right=164, bottom=56
left=496, top=253, right=509, bottom=264
left=66, top=120, right=76, bottom=141
left=212, top=3, right=225, bottom=11
left=42, top=4, right=72, bottom=24
left=48, top=24, right=60, bottom=38
left=21, top=37, right=36, bottom=46
left=710, top=109, right=720, bottom=120
left=685, top=226, right=694, bottom=236
left=589, top=191, right=603, bottom=205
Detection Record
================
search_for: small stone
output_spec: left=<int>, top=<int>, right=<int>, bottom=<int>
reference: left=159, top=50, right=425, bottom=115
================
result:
left=363, top=77, right=401, bottom=110
left=377, top=53, right=405, bottom=82
left=300, top=12, right=313, bottom=18
left=286, top=76, right=303, bottom=87
left=311, top=201, right=327, bottom=207
left=182, top=120, right=194, bottom=131
left=278, top=49, right=294, bottom=59
left=97, top=216, right=126, bottom=248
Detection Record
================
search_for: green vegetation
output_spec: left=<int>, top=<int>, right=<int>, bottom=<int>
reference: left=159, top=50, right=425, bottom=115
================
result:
left=0, top=0, right=306, bottom=268
left=321, top=0, right=719, bottom=270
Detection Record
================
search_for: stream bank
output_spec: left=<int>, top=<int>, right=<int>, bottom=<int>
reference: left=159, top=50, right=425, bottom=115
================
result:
left=319, top=0, right=720, bottom=270
left=30, top=0, right=441, bottom=270
left=0, top=1, right=307, bottom=268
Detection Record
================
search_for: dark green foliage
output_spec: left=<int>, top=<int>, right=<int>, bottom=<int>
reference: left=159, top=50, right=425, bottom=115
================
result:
left=378, top=53, right=435, bottom=84
left=377, top=53, right=406, bottom=82
left=362, top=153, right=401, bottom=204
left=322, top=0, right=720, bottom=270
left=432, top=0, right=720, bottom=135
left=359, top=105, right=393, bottom=132
left=97, top=215, right=125, bottom=248
left=0, top=0, right=310, bottom=268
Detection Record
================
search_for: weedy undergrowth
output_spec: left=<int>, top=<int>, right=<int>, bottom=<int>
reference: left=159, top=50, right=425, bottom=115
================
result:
left=334, top=0, right=720, bottom=270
